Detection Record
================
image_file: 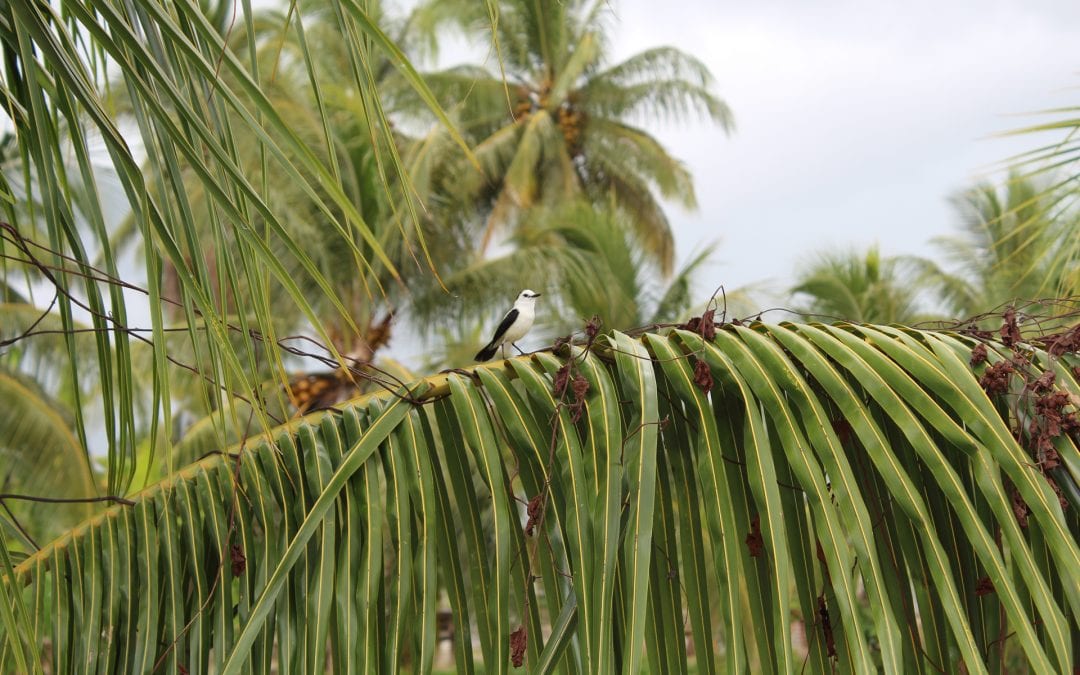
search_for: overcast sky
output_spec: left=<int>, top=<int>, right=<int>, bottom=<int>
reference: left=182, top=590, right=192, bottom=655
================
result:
left=595, top=0, right=1080, bottom=302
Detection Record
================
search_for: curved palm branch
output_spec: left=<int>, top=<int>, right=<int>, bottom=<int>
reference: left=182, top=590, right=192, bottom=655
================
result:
left=582, top=119, right=697, bottom=205
left=585, top=163, right=678, bottom=270
left=501, top=109, right=579, bottom=210
left=3, top=325, right=1078, bottom=673
left=582, top=47, right=734, bottom=129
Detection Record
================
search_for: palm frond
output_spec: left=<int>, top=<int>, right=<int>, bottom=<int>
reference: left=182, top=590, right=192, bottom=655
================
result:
left=583, top=119, right=697, bottom=205
left=3, top=325, right=1078, bottom=673
left=583, top=46, right=734, bottom=129
left=0, top=369, right=97, bottom=546
left=0, top=0, right=472, bottom=502
left=998, top=99, right=1080, bottom=302
left=581, top=163, right=676, bottom=273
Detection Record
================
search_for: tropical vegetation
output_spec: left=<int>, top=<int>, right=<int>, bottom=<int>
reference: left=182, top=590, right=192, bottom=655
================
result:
left=917, top=171, right=1080, bottom=322
left=410, top=0, right=733, bottom=272
left=789, top=245, right=924, bottom=324
left=0, top=0, right=1078, bottom=673
left=788, top=173, right=1080, bottom=328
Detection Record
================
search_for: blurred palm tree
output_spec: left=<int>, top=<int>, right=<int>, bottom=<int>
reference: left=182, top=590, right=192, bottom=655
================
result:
left=413, top=0, right=733, bottom=275
left=0, top=305, right=102, bottom=549
left=790, top=245, right=924, bottom=324
left=1001, top=96, right=1080, bottom=301
left=914, top=171, right=1079, bottom=322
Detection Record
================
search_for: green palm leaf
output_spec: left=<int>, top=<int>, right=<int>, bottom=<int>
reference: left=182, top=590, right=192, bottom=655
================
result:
left=3, top=325, right=1077, bottom=673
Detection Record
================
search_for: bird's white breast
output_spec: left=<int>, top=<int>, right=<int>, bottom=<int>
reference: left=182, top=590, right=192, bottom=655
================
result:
left=503, top=301, right=535, bottom=344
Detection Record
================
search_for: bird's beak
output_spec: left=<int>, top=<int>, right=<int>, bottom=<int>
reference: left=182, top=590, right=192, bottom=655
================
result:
left=532, top=292, right=542, bottom=297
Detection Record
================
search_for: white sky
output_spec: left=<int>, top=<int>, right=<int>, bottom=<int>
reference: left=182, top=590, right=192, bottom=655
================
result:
left=598, top=0, right=1080, bottom=301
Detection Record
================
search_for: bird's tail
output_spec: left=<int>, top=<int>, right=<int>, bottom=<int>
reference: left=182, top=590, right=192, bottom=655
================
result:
left=475, top=343, right=498, bottom=362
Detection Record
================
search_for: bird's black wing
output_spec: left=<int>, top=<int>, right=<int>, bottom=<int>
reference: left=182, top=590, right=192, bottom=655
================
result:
left=488, top=308, right=519, bottom=344
left=475, top=308, right=519, bottom=361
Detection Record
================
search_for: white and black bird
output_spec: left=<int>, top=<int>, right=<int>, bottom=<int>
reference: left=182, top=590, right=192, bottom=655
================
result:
left=475, top=289, right=541, bottom=361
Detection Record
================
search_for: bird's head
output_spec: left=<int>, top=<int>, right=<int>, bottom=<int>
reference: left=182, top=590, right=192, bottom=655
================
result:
left=517, top=289, right=541, bottom=302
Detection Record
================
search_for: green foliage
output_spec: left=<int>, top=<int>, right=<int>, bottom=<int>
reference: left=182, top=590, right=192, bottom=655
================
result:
left=0, top=0, right=468, bottom=502
left=915, top=171, right=1080, bottom=321
left=3, top=3, right=1079, bottom=674
left=414, top=0, right=733, bottom=274
left=790, top=245, right=925, bottom=324
left=3, top=325, right=1078, bottom=673
left=1001, top=99, right=1080, bottom=299
left=102, top=0, right=483, bottom=365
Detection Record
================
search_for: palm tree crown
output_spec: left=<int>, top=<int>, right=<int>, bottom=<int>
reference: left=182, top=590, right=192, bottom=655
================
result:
left=791, top=245, right=924, bottom=324
left=420, top=0, right=733, bottom=273
left=919, top=172, right=1079, bottom=320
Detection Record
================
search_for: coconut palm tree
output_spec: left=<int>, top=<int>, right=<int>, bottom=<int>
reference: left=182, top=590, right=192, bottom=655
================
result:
left=790, top=245, right=926, bottom=324
left=1002, top=94, right=1080, bottom=300
left=915, top=172, right=1079, bottom=321
left=1, top=4, right=1077, bottom=675
left=413, top=0, right=733, bottom=274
